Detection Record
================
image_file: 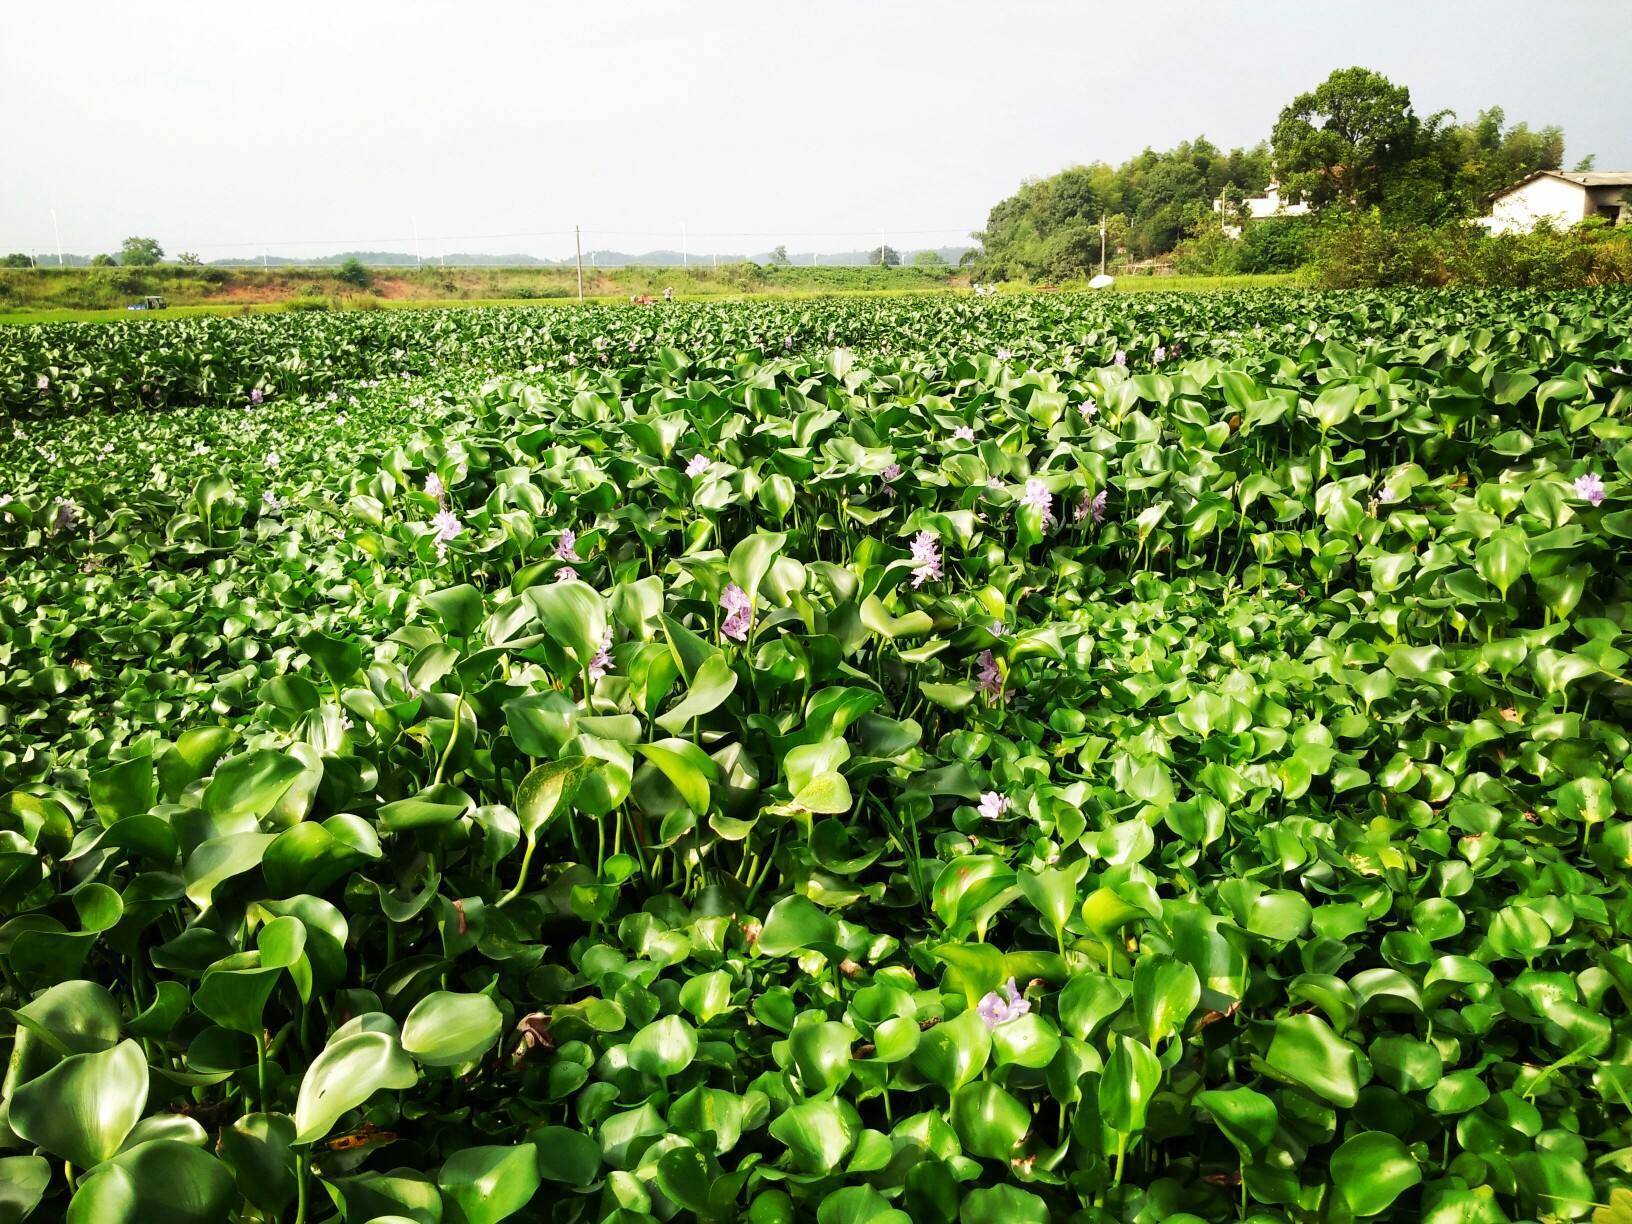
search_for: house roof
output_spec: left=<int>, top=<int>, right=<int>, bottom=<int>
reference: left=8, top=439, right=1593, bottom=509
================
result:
left=1491, top=169, right=1632, bottom=200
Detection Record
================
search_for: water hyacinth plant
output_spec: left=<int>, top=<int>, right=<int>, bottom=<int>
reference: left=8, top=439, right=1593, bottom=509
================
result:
left=0, top=287, right=1629, bottom=1223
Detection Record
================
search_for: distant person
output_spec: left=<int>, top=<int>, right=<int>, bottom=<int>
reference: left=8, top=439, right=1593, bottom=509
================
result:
left=663, top=286, right=673, bottom=302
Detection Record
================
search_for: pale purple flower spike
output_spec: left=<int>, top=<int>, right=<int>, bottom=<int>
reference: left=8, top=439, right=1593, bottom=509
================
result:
left=554, top=565, right=577, bottom=582
left=432, top=508, right=463, bottom=561
left=977, top=649, right=1005, bottom=702
left=977, top=978, right=1031, bottom=1029
left=1576, top=473, right=1606, bottom=507
left=685, top=454, right=709, bottom=478
left=910, top=531, right=942, bottom=587
left=977, top=791, right=1011, bottom=821
left=1022, top=478, right=1054, bottom=527
left=1114, top=350, right=1127, bottom=367
left=1091, top=490, right=1108, bottom=523
left=953, top=425, right=976, bottom=442
left=588, top=627, right=613, bottom=682
left=882, top=462, right=902, bottom=482
left=721, top=583, right=752, bottom=642
left=555, top=528, right=579, bottom=562
left=425, top=472, right=444, bottom=500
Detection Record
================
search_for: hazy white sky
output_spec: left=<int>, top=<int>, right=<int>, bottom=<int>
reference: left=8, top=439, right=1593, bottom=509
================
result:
left=4, top=0, right=1629, bottom=259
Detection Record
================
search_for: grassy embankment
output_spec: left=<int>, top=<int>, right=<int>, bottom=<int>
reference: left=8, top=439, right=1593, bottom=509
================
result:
left=0, top=264, right=1299, bottom=324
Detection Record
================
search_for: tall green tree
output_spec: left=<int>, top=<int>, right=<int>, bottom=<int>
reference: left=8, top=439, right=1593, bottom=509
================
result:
left=118, top=236, right=165, bottom=266
left=1271, top=67, right=1417, bottom=209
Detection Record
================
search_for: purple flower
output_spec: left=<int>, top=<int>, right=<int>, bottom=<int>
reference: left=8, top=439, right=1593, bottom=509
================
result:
left=909, top=530, right=942, bottom=587
left=783, top=335, right=794, bottom=350
left=976, top=978, right=1030, bottom=1029
left=1114, top=350, right=1127, bottom=367
left=977, top=791, right=1011, bottom=821
left=555, top=528, right=579, bottom=561
left=36, top=374, right=50, bottom=392
left=1090, top=490, right=1108, bottom=523
left=685, top=454, right=709, bottom=479
left=721, top=582, right=752, bottom=642
left=432, top=508, right=463, bottom=560
left=261, top=489, right=282, bottom=512
left=1022, top=479, right=1054, bottom=527
left=882, top=462, right=902, bottom=482
left=1152, top=345, right=1167, bottom=363
left=588, top=627, right=613, bottom=682
left=265, top=452, right=280, bottom=471
left=1078, top=400, right=1097, bottom=420
left=996, top=348, right=1011, bottom=361
left=51, top=501, right=80, bottom=535
left=1576, top=473, right=1606, bottom=507
left=425, top=472, right=444, bottom=500
left=977, top=649, right=1005, bottom=702
left=567, top=353, right=578, bottom=366
left=953, top=425, right=976, bottom=442
left=250, top=387, right=264, bottom=405
left=554, top=565, right=577, bottom=582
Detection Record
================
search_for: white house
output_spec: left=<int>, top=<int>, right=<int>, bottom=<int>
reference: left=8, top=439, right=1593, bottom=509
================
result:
left=1214, top=182, right=1310, bottom=238
left=1481, top=170, right=1632, bottom=235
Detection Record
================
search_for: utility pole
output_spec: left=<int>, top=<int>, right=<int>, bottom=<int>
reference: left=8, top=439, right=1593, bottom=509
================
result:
left=262, top=247, right=269, bottom=271
left=50, top=209, right=63, bottom=267
left=682, top=222, right=688, bottom=270
left=1099, top=215, right=1107, bottom=277
left=413, top=216, right=422, bottom=268
left=880, top=229, right=886, bottom=267
left=575, top=225, right=584, bottom=301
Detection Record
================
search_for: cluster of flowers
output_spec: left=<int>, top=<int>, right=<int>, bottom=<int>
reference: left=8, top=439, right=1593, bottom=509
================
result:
left=720, top=583, right=753, bottom=642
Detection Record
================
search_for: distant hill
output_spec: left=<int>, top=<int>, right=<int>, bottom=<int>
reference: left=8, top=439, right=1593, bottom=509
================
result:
left=205, top=247, right=975, bottom=269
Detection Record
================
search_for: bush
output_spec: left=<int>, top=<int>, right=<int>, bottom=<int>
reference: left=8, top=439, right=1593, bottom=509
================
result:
left=335, top=258, right=372, bottom=289
left=1309, top=212, right=1632, bottom=288
left=284, top=294, right=333, bottom=312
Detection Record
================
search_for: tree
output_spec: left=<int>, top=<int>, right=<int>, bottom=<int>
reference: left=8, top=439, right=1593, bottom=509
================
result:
left=176, top=251, right=202, bottom=266
left=910, top=250, right=948, bottom=269
left=864, top=245, right=900, bottom=267
left=335, top=258, right=372, bottom=288
left=91, top=253, right=117, bottom=267
left=767, top=244, right=790, bottom=265
left=1272, top=67, right=1417, bottom=209
left=2, top=253, right=34, bottom=268
left=119, top=236, right=164, bottom=266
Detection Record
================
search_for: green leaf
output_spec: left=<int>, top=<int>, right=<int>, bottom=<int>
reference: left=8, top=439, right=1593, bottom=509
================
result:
left=1330, top=1131, right=1421, bottom=1216
left=1194, top=1088, right=1276, bottom=1158
left=66, top=1142, right=235, bottom=1224
left=9, top=1039, right=149, bottom=1168
left=527, top=579, right=608, bottom=669
left=201, top=750, right=305, bottom=821
left=439, top=1144, right=542, bottom=1224
left=0, top=1155, right=50, bottom=1224
left=635, top=738, right=717, bottom=814
left=1098, top=1034, right=1160, bottom=1134
left=514, top=757, right=596, bottom=838
left=627, top=1014, right=698, bottom=1078
left=950, top=1080, right=1029, bottom=1160
left=768, top=1097, right=858, bottom=1174
left=656, top=653, right=738, bottom=734
left=292, top=1031, right=418, bottom=1144
left=1265, top=1013, right=1360, bottom=1107
left=757, top=895, right=838, bottom=956
left=402, top=991, right=503, bottom=1067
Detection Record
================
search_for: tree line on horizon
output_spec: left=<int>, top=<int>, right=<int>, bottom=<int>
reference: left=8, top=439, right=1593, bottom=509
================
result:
left=971, top=66, right=1581, bottom=281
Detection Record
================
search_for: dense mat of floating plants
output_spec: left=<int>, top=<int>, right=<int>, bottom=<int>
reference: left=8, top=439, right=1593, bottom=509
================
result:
left=0, top=290, right=1630, bottom=1223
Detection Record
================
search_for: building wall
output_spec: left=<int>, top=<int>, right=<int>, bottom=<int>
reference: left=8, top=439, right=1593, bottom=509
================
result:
left=1586, top=185, right=1632, bottom=224
left=1484, top=176, right=1590, bottom=234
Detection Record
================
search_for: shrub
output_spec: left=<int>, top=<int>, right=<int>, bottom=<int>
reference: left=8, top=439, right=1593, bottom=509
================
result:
left=335, top=258, right=372, bottom=289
